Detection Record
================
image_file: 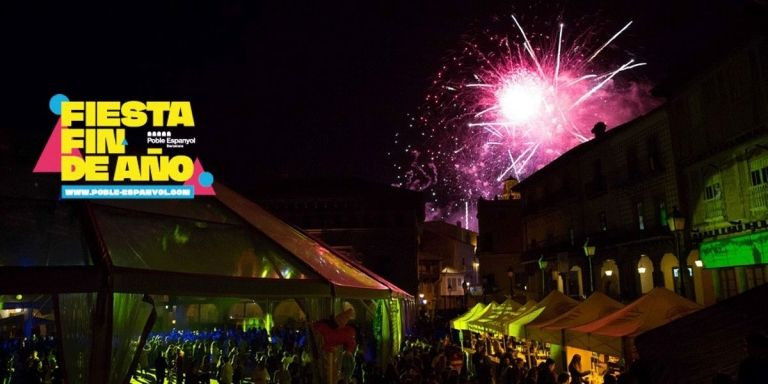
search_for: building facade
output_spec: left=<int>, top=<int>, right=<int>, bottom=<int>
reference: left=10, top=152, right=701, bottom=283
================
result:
left=669, top=37, right=768, bottom=302
left=476, top=178, right=525, bottom=300
left=515, top=35, right=768, bottom=305
left=418, top=221, right=477, bottom=313
left=515, top=108, right=689, bottom=303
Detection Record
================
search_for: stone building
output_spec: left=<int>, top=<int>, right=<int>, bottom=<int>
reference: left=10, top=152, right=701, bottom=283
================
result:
left=476, top=178, right=525, bottom=300
left=514, top=108, right=686, bottom=302
left=514, top=35, right=768, bottom=305
left=418, top=221, right=477, bottom=313
left=669, top=37, right=768, bottom=302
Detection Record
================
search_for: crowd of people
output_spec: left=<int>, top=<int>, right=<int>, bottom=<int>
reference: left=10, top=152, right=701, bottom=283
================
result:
left=369, top=337, right=615, bottom=384
left=134, top=326, right=312, bottom=384
left=0, top=335, right=62, bottom=384
left=1, top=321, right=765, bottom=383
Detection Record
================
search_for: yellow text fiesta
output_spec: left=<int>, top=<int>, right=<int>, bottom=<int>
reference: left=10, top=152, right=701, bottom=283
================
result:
left=60, top=101, right=195, bottom=182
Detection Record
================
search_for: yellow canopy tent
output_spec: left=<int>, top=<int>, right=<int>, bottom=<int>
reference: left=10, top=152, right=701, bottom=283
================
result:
left=565, top=288, right=701, bottom=358
left=525, top=292, right=624, bottom=369
left=526, top=292, right=623, bottom=345
left=468, top=298, right=531, bottom=334
left=452, top=301, right=498, bottom=331
left=450, top=302, right=485, bottom=330
left=501, top=291, right=577, bottom=338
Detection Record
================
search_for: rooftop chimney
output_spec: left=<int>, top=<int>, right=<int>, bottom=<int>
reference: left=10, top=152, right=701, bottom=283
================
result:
left=592, top=122, right=607, bottom=138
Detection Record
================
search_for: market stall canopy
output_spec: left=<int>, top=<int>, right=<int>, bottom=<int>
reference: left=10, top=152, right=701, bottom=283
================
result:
left=451, top=303, right=485, bottom=330
left=634, top=284, right=768, bottom=383
left=468, top=298, right=531, bottom=334
left=526, top=292, right=623, bottom=345
left=452, top=301, right=498, bottom=331
left=500, top=290, right=577, bottom=338
left=565, top=288, right=701, bottom=357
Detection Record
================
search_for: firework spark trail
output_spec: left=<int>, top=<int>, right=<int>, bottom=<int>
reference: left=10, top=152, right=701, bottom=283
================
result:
left=571, top=59, right=637, bottom=109
left=587, top=21, right=633, bottom=62
left=511, top=15, right=546, bottom=79
left=555, top=23, right=564, bottom=90
left=395, top=14, right=660, bottom=230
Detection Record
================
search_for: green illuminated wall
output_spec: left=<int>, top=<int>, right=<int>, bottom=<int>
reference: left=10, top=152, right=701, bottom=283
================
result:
left=700, top=231, right=768, bottom=268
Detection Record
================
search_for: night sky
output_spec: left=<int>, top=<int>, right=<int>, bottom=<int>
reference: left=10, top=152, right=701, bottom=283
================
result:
left=3, top=0, right=762, bottom=191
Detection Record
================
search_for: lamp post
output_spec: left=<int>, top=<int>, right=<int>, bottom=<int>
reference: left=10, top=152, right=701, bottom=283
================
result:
left=667, top=207, right=687, bottom=298
left=537, top=256, right=549, bottom=297
left=507, top=267, right=515, bottom=297
left=462, top=280, right=470, bottom=309
left=583, top=241, right=596, bottom=295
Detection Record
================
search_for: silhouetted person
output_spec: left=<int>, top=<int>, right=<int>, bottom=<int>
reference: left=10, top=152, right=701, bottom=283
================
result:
left=232, top=357, right=243, bottom=384
left=472, top=344, right=492, bottom=384
left=155, top=352, right=168, bottom=384
left=524, top=367, right=538, bottom=384
left=175, top=350, right=184, bottom=384
left=536, top=358, right=557, bottom=384
left=500, top=356, right=519, bottom=384
left=568, top=354, right=591, bottom=383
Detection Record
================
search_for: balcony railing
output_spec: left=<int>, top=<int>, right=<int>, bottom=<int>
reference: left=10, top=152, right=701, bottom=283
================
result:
left=704, top=198, right=725, bottom=221
left=750, top=183, right=768, bottom=211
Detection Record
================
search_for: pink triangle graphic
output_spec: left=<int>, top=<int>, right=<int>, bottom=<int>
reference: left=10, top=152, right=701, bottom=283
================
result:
left=184, top=158, right=216, bottom=195
left=33, top=118, right=83, bottom=173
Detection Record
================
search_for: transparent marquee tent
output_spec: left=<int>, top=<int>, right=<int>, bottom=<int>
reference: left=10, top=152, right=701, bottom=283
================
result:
left=0, top=179, right=413, bottom=384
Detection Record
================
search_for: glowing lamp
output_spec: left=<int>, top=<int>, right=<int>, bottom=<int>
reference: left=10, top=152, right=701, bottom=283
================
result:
left=637, top=266, right=646, bottom=274
left=15, top=294, right=23, bottom=301
left=418, top=293, right=425, bottom=299
left=472, top=260, right=480, bottom=269
left=604, top=270, right=613, bottom=277
left=422, top=299, right=428, bottom=305
left=584, top=245, right=596, bottom=257
left=667, top=207, right=686, bottom=232
left=695, top=260, right=703, bottom=268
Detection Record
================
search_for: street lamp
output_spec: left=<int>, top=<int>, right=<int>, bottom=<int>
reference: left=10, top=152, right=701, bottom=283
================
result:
left=604, top=269, right=613, bottom=277
left=667, top=207, right=687, bottom=297
left=462, top=280, right=470, bottom=308
left=637, top=266, right=647, bottom=274
left=507, top=267, right=515, bottom=297
left=537, top=256, right=549, bottom=296
left=583, top=241, right=596, bottom=294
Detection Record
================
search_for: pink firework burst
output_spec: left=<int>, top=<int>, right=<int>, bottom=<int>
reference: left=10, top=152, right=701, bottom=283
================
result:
left=395, top=14, right=660, bottom=229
